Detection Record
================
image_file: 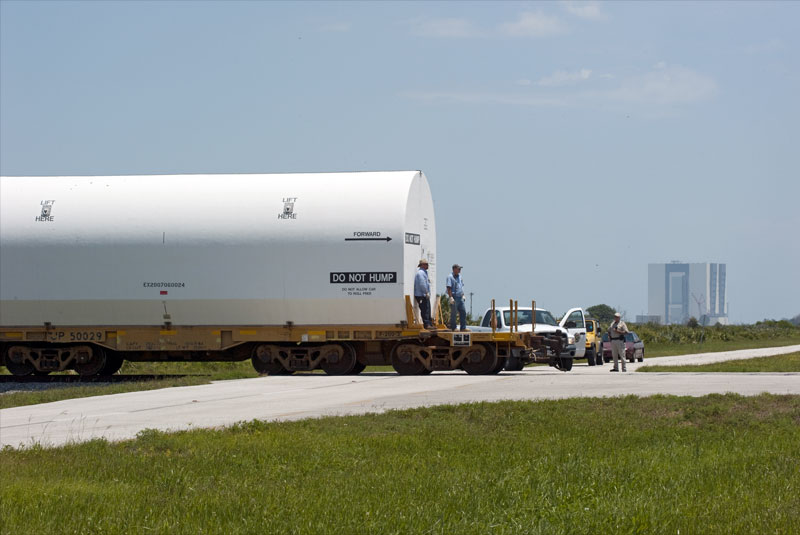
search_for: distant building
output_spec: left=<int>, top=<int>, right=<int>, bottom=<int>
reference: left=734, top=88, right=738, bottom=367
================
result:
left=648, top=262, right=728, bottom=325
left=635, top=315, right=662, bottom=324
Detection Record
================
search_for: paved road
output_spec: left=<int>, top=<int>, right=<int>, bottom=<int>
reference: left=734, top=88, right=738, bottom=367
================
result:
left=2, top=345, right=798, bottom=449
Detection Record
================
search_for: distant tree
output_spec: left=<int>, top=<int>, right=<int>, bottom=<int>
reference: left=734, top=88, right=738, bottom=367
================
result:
left=438, top=294, right=450, bottom=326
left=586, top=304, right=616, bottom=324
left=791, top=314, right=800, bottom=327
left=687, top=316, right=699, bottom=328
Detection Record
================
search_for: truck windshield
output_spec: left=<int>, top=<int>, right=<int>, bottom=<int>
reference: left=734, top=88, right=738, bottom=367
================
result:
left=502, top=310, right=558, bottom=326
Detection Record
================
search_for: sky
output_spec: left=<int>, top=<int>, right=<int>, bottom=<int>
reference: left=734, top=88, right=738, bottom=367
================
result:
left=1, top=1, right=798, bottom=324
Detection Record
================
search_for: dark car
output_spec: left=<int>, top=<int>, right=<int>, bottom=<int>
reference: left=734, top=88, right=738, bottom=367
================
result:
left=602, top=332, right=645, bottom=363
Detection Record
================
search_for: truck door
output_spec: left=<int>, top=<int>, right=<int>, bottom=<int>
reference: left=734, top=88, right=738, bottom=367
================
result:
left=560, top=308, right=587, bottom=358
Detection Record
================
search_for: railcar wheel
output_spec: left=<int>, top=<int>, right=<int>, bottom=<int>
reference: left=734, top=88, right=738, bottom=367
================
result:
left=348, top=361, right=367, bottom=375
left=99, top=352, right=124, bottom=375
left=461, top=344, right=498, bottom=375
left=321, top=344, right=357, bottom=375
left=252, top=344, right=292, bottom=375
left=5, top=354, right=36, bottom=377
left=504, top=357, right=524, bottom=371
left=391, top=343, right=428, bottom=375
left=73, top=347, right=107, bottom=377
left=555, top=356, right=573, bottom=371
left=489, top=355, right=507, bottom=375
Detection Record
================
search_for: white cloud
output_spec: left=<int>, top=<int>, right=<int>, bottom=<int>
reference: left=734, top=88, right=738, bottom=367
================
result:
left=408, top=12, right=569, bottom=39
left=562, top=1, right=607, bottom=21
left=403, top=64, right=716, bottom=112
left=607, top=63, right=717, bottom=105
left=499, top=12, right=565, bottom=37
left=411, top=18, right=480, bottom=38
left=537, top=69, right=592, bottom=87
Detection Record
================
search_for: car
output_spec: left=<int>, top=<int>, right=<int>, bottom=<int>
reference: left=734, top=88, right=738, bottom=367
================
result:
left=601, top=331, right=645, bottom=363
left=584, top=319, right=603, bottom=366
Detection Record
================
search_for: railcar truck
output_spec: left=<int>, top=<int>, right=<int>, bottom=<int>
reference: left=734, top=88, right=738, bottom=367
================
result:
left=0, top=172, right=559, bottom=376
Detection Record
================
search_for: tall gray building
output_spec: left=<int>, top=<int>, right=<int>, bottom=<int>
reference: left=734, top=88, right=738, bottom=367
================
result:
left=647, top=262, right=728, bottom=325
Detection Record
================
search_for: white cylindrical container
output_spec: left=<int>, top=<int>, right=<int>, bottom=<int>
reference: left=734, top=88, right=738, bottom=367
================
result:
left=0, top=171, right=436, bottom=326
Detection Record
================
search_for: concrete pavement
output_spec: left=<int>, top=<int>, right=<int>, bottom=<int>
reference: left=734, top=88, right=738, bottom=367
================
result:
left=1, top=345, right=798, bottom=449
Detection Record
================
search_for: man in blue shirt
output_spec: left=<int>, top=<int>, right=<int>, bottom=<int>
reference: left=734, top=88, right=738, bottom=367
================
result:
left=414, top=258, right=433, bottom=329
left=446, top=264, right=467, bottom=331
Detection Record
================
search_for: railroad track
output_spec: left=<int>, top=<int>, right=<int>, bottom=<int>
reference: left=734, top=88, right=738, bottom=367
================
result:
left=0, top=374, right=202, bottom=383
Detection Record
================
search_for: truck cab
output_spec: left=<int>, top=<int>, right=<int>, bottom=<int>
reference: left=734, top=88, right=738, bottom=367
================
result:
left=475, top=306, right=578, bottom=358
left=558, top=308, right=587, bottom=360
left=583, top=318, right=603, bottom=366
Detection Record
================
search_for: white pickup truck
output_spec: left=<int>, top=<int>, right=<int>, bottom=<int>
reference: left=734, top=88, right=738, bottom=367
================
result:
left=471, top=306, right=588, bottom=371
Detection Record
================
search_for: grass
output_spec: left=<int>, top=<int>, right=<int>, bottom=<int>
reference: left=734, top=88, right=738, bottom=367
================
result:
left=1, top=394, right=799, bottom=534
left=641, top=336, right=800, bottom=357
left=639, top=351, right=800, bottom=373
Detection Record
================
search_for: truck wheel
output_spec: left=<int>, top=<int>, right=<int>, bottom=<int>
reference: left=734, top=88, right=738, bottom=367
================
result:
left=586, top=347, right=596, bottom=366
left=555, top=356, right=573, bottom=371
left=638, top=350, right=644, bottom=363
left=594, top=346, right=604, bottom=366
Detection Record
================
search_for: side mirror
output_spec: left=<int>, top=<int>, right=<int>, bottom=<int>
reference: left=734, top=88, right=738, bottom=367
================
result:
left=598, top=327, right=602, bottom=333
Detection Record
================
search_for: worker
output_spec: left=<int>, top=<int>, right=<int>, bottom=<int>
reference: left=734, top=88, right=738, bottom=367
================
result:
left=608, top=312, right=629, bottom=372
left=446, top=264, right=467, bottom=331
left=414, top=259, right=434, bottom=329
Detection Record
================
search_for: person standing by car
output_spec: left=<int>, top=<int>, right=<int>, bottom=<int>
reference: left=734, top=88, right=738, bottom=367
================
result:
left=446, top=264, right=467, bottom=331
left=414, top=259, right=434, bottom=329
left=608, top=312, right=629, bottom=372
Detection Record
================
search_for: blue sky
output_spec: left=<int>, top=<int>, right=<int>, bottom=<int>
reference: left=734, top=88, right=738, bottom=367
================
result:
left=1, top=1, right=798, bottom=323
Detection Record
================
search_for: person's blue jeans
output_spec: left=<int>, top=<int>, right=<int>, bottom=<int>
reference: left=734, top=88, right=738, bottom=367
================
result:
left=415, top=296, right=433, bottom=328
left=450, top=297, right=467, bottom=331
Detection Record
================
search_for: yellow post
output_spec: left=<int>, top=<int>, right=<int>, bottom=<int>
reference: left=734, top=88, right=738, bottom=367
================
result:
left=405, top=295, right=420, bottom=329
left=435, top=295, right=447, bottom=330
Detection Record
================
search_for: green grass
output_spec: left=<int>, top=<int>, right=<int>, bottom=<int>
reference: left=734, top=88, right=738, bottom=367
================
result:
left=2, top=394, right=798, bottom=534
left=642, top=336, right=800, bottom=358
left=639, top=352, right=800, bottom=373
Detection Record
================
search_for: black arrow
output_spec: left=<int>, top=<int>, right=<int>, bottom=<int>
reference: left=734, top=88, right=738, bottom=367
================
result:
left=345, top=237, right=392, bottom=242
